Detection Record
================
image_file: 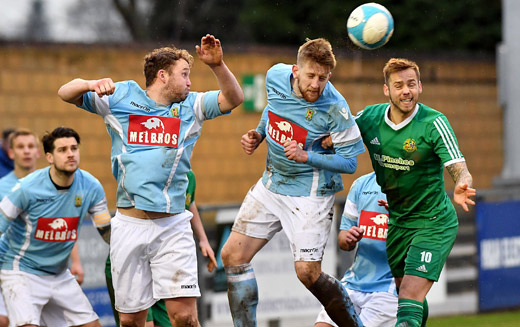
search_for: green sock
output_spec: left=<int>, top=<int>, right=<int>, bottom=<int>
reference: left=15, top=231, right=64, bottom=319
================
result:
left=421, top=298, right=429, bottom=327
left=395, top=298, right=423, bottom=327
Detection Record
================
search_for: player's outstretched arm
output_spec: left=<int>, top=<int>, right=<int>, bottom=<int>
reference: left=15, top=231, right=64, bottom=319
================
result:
left=241, top=130, right=263, bottom=155
left=338, top=227, right=364, bottom=251
left=195, top=34, right=243, bottom=113
left=58, top=78, right=116, bottom=106
left=189, top=202, right=218, bottom=272
left=446, top=161, right=476, bottom=212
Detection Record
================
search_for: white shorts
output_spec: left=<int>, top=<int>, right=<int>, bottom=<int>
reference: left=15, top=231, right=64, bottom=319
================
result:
left=0, top=291, right=6, bottom=317
left=110, top=210, right=199, bottom=313
left=315, top=288, right=397, bottom=327
left=232, top=179, right=335, bottom=261
left=0, top=269, right=98, bottom=327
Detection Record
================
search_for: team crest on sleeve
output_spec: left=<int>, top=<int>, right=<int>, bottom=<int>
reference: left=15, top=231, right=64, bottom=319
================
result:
left=34, top=216, right=80, bottom=242
left=305, top=108, right=315, bottom=121
left=128, top=115, right=181, bottom=147
left=403, top=138, right=417, bottom=153
left=267, top=111, right=308, bottom=149
left=359, top=210, right=388, bottom=241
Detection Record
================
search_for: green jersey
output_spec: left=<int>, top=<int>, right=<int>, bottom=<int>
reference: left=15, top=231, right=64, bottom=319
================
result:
left=355, top=103, right=464, bottom=228
left=185, top=170, right=196, bottom=210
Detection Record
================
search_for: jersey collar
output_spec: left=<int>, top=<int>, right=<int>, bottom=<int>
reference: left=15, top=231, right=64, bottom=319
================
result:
left=384, top=104, right=419, bottom=131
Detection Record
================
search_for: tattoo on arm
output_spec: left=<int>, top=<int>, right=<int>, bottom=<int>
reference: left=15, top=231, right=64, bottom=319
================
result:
left=97, top=226, right=111, bottom=244
left=446, top=161, right=473, bottom=187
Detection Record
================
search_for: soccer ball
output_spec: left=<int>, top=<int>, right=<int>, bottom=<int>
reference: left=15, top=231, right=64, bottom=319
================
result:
left=347, top=2, right=394, bottom=50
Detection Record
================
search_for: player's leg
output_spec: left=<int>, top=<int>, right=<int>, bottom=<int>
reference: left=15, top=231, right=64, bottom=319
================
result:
left=221, top=231, right=267, bottom=327
left=148, top=211, right=201, bottom=326
left=221, top=180, right=280, bottom=327
left=38, top=269, right=101, bottom=327
left=356, top=290, right=397, bottom=327
left=297, top=261, right=363, bottom=327
left=391, top=224, right=457, bottom=327
left=110, top=212, right=158, bottom=326
left=0, top=270, right=52, bottom=327
left=164, top=297, right=198, bottom=326
left=149, top=299, right=171, bottom=327
left=281, top=193, right=362, bottom=327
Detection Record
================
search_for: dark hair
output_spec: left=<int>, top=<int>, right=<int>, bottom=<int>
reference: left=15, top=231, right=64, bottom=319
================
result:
left=143, top=46, right=194, bottom=87
left=2, top=128, right=14, bottom=140
left=297, top=38, right=336, bottom=71
left=42, top=127, right=81, bottom=154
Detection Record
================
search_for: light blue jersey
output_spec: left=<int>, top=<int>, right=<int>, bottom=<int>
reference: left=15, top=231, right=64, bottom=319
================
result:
left=0, top=167, right=109, bottom=276
left=340, top=172, right=396, bottom=294
left=0, top=171, right=19, bottom=199
left=79, top=81, right=222, bottom=214
left=257, top=64, right=365, bottom=196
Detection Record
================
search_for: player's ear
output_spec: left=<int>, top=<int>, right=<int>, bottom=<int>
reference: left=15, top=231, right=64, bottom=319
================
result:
left=7, top=148, right=14, bottom=160
left=383, top=83, right=389, bottom=96
left=292, top=64, right=299, bottom=78
left=418, top=81, right=423, bottom=94
left=45, top=152, right=54, bottom=165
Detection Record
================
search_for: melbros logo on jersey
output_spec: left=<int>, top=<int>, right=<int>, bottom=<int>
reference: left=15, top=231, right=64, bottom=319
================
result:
left=128, top=115, right=181, bottom=147
left=34, top=217, right=80, bottom=242
left=267, top=111, right=307, bottom=149
left=359, top=210, right=388, bottom=241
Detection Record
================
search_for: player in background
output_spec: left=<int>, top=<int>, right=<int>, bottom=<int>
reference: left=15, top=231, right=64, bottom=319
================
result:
left=58, top=34, right=243, bottom=327
left=220, top=38, right=365, bottom=327
left=105, top=169, right=217, bottom=327
left=314, top=171, right=397, bottom=327
left=0, top=127, right=110, bottom=327
left=0, top=128, right=85, bottom=327
left=0, top=128, right=14, bottom=178
left=354, top=58, right=476, bottom=327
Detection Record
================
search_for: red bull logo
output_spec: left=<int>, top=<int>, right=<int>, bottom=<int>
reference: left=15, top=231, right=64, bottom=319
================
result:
left=359, top=210, right=388, bottom=241
left=34, top=216, right=79, bottom=242
left=267, top=111, right=307, bottom=149
left=128, top=115, right=180, bottom=147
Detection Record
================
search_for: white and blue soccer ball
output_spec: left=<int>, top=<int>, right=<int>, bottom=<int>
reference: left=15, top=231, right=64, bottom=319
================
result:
left=347, top=2, right=394, bottom=50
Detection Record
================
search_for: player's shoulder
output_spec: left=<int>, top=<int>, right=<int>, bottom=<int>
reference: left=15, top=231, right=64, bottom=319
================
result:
left=75, top=169, right=102, bottom=185
left=355, top=103, right=388, bottom=119
left=417, top=103, right=446, bottom=122
left=266, top=64, right=292, bottom=82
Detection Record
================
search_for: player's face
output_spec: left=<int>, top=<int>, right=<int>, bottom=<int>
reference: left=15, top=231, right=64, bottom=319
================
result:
left=293, top=61, right=331, bottom=103
left=8, top=135, right=40, bottom=171
left=165, top=59, right=192, bottom=103
left=46, top=137, right=80, bottom=175
left=384, top=68, right=422, bottom=117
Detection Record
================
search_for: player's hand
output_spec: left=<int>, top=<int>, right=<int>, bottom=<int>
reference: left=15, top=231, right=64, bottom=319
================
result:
left=321, top=135, right=333, bottom=149
left=195, top=34, right=223, bottom=68
left=454, top=183, right=476, bottom=212
left=199, top=240, right=218, bottom=273
left=70, top=261, right=84, bottom=285
left=378, top=199, right=389, bottom=211
left=241, top=129, right=263, bottom=155
left=283, top=140, right=308, bottom=163
left=87, top=78, right=115, bottom=98
left=338, top=227, right=364, bottom=251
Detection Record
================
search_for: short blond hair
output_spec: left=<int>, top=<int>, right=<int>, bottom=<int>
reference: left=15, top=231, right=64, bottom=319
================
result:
left=383, top=58, right=420, bottom=84
left=297, top=38, right=336, bottom=71
left=8, top=128, right=38, bottom=149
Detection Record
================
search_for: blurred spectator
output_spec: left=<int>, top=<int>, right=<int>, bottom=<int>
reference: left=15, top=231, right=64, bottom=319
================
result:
left=0, top=129, right=14, bottom=178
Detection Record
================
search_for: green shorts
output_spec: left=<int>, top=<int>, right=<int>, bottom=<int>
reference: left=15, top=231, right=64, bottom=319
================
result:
left=146, top=300, right=171, bottom=327
left=386, top=223, right=458, bottom=281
